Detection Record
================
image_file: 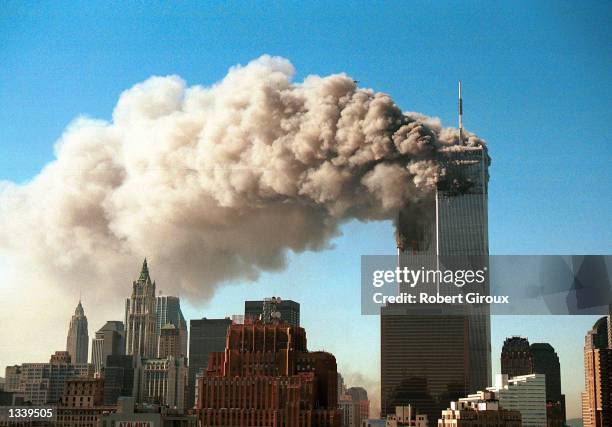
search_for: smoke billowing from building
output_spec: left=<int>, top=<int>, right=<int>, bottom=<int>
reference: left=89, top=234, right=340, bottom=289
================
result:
left=0, top=55, right=485, bottom=300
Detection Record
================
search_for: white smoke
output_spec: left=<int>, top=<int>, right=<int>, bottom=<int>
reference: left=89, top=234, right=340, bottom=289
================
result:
left=0, top=55, right=485, bottom=303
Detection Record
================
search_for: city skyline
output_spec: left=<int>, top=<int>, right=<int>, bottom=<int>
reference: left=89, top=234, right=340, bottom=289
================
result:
left=1, top=2, right=611, bottom=423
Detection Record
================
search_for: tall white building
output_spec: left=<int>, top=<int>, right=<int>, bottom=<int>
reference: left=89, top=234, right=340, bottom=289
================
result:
left=66, top=300, right=89, bottom=364
left=487, top=374, right=546, bottom=427
left=125, top=259, right=158, bottom=358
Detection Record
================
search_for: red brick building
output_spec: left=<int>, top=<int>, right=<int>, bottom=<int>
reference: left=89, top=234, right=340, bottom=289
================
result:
left=197, top=319, right=341, bottom=427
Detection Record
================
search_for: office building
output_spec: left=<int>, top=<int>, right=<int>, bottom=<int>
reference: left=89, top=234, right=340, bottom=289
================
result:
left=501, top=337, right=532, bottom=377
left=158, top=323, right=182, bottom=358
left=530, top=343, right=565, bottom=426
left=196, top=307, right=341, bottom=427
left=156, top=295, right=188, bottom=357
left=340, top=387, right=370, bottom=427
left=381, top=95, right=491, bottom=423
left=438, top=391, right=521, bottom=427
left=7, top=351, right=94, bottom=405
left=4, top=366, right=22, bottom=392
left=67, top=300, right=89, bottom=364
left=125, top=259, right=158, bottom=358
left=56, top=377, right=116, bottom=427
left=582, top=304, right=612, bottom=427
left=501, top=337, right=566, bottom=425
left=137, top=356, right=187, bottom=410
left=487, top=374, right=546, bottom=427
left=102, top=355, right=136, bottom=405
left=91, top=321, right=124, bottom=374
left=187, top=317, right=232, bottom=408
left=244, top=297, right=300, bottom=326
left=98, top=397, right=197, bottom=427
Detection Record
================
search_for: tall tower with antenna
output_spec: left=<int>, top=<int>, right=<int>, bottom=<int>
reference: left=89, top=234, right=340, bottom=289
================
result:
left=458, top=81, right=463, bottom=143
left=383, top=82, right=491, bottom=422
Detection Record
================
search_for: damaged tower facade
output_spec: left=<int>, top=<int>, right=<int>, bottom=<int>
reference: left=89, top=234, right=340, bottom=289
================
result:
left=381, top=83, right=491, bottom=422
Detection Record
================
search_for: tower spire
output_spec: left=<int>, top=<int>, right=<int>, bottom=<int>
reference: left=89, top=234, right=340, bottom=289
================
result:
left=139, top=258, right=150, bottom=282
left=458, top=80, right=463, bottom=144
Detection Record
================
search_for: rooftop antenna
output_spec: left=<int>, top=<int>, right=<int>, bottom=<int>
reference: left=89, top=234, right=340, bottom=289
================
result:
left=458, top=80, right=463, bottom=144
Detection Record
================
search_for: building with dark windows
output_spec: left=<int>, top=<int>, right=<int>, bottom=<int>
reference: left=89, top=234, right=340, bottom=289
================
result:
left=91, top=321, right=124, bottom=375
left=500, top=336, right=566, bottom=426
left=582, top=304, right=612, bottom=427
left=381, top=131, right=491, bottom=423
left=530, top=343, right=565, bottom=426
left=196, top=300, right=341, bottom=427
left=66, top=300, right=89, bottom=365
left=56, top=377, right=116, bottom=427
left=102, top=355, right=136, bottom=405
left=125, top=259, right=158, bottom=358
left=245, top=297, right=300, bottom=326
left=187, top=317, right=232, bottom=409
left=501, top=336, right=532, bottom=377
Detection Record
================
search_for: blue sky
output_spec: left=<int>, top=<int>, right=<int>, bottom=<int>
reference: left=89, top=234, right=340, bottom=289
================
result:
left=1, top=1, right=611, bottom=419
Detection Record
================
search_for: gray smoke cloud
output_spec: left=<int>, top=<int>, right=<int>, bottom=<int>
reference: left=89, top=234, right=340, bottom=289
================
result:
left=0, top=55, right=485, bottom=301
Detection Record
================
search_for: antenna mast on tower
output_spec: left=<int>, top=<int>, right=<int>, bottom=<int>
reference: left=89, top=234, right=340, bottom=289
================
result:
left=458, top=81, right=463, bottom=144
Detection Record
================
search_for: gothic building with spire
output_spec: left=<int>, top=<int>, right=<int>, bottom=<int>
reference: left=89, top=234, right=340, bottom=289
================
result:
left=66, top=300, right=89, bottom=364
left=124, top=259, right=158, bottom=358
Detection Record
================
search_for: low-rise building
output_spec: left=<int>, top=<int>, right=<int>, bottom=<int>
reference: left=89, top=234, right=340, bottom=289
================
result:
left=487, top=374, right=546, bottom=427
left=97, top=397, right=196, bottom=427
left=56, top=377, right=116, bottom=427
left=438, top=391, right=521, bottom=426
left=386, top=405, right=428, bottom=427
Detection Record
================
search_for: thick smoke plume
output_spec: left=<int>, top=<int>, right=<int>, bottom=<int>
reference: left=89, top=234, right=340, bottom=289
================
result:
left=0, top=55, right=485, bottom=300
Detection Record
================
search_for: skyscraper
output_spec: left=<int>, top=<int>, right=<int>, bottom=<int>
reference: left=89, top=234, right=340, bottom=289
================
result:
left=244, top=297, right=300, bottom=326
left=582, top=305, right=612, bottom=427
left=125, top=259, right=157, bottom=358
left=66, top=300, right=89, bottom=364
left=501, top=337, right=566, bottom=426
left=500, top=337, right=532, bottom=378
left=530, top=342, right=565, bottom=425
left=187, top=317, right=232, bottom=409
left=381, top=114, right=491, bottom=421
left=91, top=321, right=125, bottom=374
left=155, top=295, right=188, bottom=357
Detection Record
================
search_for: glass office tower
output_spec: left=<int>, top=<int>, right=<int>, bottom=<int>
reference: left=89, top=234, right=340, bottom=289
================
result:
left=381, top=145, right=491, bottom=422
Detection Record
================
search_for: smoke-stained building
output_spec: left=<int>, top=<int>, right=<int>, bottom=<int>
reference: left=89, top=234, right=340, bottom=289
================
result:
left=381, top=131, right=491, bottom=422
left=125, top=259, right=157, bottom=358
left=66, top=300, right=89, bottom=364
left=91, top=321, right=125, bottom=374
